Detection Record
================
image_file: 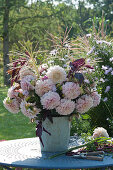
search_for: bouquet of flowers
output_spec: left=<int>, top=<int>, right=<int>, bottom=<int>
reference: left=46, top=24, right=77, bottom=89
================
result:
left=3, top=49, right=101, bottom=145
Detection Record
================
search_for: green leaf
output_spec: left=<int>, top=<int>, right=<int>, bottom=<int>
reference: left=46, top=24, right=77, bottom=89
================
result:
left=82, top=114, right=90, bottom=120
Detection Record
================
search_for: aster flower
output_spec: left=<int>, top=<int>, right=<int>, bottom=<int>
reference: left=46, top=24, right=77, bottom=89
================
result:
left=93, top=127, right=109, bottom=139
left=46, top=65, right=66, bottom=84
left=56, top=99, right=75, bottom=115
left=35, top=79, right=56, bottom=97
left=75, top=95, right=93, bottom=114
left=21, top=75, right=36, bottom=91
left=103, top=97, right=108, bottom=102
left=20, top=100, right=41, bottom=119
left=3, top=97, right=20, bottom=113
left=62, top=82, right=81, bottom=99
left=105, top=86, right=110, bottom=93
left=41, top=91, right=60, bottom=110
left=91, top=92, right=101, bottom=107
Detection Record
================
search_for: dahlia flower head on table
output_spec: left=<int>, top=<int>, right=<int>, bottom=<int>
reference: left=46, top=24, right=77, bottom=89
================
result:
left=3, top=57, right=101, bottom=120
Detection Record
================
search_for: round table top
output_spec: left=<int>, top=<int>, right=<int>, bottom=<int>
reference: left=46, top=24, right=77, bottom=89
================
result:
left=0, top=137, right=113, bottom=169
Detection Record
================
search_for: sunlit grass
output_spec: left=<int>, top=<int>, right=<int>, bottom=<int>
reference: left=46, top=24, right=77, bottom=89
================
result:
left=0, top=86, right=36, bottom=140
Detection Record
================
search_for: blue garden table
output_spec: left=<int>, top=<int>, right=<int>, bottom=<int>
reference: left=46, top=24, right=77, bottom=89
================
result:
left=0, top=137, right=113, bottom=169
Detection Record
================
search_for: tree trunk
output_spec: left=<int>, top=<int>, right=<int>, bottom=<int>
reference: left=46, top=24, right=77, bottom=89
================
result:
left=3, top=0, right=10, bottom=85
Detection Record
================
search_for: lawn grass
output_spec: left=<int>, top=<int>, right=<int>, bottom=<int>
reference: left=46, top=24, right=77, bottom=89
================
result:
left=0, top=86, right=36, bottom=140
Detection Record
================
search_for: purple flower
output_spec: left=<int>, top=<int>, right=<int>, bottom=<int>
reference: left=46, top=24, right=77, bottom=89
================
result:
left=103, top=97, right=108, bottom=102
left=41, top=75, right=48, bottom=81
left=87, top=47, right=95, bottom=55
left=105, top=86, right=110, bottom=93
left=105, top=70, right=110, bottom=75
left=109, top=57, right=113, bottom=62
left=102, top=65, right=108, bottom=70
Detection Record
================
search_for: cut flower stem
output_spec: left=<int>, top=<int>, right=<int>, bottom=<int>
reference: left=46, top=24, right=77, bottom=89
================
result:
left=47, top=137, right=111, bottom=159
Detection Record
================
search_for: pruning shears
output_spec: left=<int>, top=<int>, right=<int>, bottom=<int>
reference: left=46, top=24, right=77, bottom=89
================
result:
left=67, top=151, right=104, bottom=161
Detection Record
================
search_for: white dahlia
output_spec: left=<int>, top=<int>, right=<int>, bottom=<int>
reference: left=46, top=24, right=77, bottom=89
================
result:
left=75, top=95, right=93, bottom=114
left=41, top=91, right=60, bottom=110
left=46, top=65, right=66, bottom=84
left=93, top=127, right=109, bottom=139
left=62, top=82, right=81, bottom=99
left=35, top=79, right=55, bottom=97
left=56, top=99, right=75, bottom=115
left=3, top=97, right=20, bottom=113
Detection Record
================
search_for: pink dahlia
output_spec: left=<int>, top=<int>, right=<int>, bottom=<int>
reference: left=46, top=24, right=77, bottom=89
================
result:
left=41, top=91, right=60, bottom=110
left=20, top=100, right=41, bottom=119
left=62, top=82, right=81, bottom=99
left=93, top=127, right=109, bottom=139
left=35, top=79, right=56, bottom=97
left=3, top=97, right=20, bottom=113
left=91, top=92, right=101, bottom=107
left=19, top=66, right=36, bottom=80
left=21, top=75, right=36, bottom=91
left=8, top=83, right=20, bottom=98
left=56, top=99, right=75, bottom=115
left=75, top=95, right=93, bottom=114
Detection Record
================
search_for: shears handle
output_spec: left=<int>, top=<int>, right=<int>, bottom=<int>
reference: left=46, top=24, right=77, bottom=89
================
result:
left=86, top=156, right=103, bottom=161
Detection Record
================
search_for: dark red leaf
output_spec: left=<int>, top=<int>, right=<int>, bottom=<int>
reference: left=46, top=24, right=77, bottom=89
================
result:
left=70, top=58, right=85, bottom=71
left=85, top=65, right=94, bottom=69
left=36, top=122, right=44, bottom=147
left=43, top=127, right=51, bottom=136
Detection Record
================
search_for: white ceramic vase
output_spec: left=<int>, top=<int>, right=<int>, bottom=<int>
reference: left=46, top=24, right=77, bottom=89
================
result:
left=40, top=116, right=71, bottom=152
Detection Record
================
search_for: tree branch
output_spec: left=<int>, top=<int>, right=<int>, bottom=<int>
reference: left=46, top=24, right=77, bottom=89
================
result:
left=9, top=12, right=58, bottom=28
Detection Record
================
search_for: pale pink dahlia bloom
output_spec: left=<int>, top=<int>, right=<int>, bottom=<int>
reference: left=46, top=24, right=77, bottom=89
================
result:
left=91, top=92, right=101, bottom=107
left=8, top=83, right=20, bottom=98
left=3, top=97, right=20, bottom=113
left=35, top=79, right=55, bottom=97
left=46, top=65, right=66, bottom=84
left=62, top=82, right=81, bottom=99
left=41, top=91, right=60, bottom=110
left=75, top=95, right=93, bottom=114
left=20, top=100, right=41, bottom=119
left=56, top=99, right=75, bottom=115
left=21, top=75, right=36, bottom=91
left=93, top=127, right=109, bottom=139
left=19, top=66, right=36, bottom=80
